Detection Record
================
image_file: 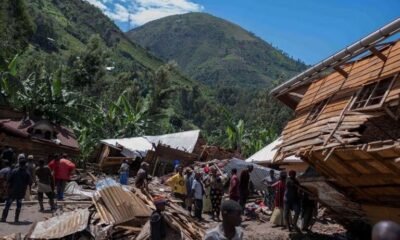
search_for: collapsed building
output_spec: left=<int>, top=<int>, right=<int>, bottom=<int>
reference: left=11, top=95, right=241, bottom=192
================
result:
left=245, top=137, right=309, bottom=172
left=0, top=107, right=79, bottom=160
left=271, top=18, right=400, bottom=228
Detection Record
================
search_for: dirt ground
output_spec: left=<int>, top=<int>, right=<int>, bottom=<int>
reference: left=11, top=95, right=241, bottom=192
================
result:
left=241, top=220, right=347, bottom=240
left=0, top=203, right=92, bottom=236
left=0, top=203, right=348, bottom=240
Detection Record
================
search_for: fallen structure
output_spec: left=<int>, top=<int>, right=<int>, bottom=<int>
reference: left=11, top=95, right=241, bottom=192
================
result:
left=97, top=130, right=201, bottom=172
left=245, top=137, right=308, bottom=172
left=271, top=18, right=400, bottom=227
left=24, top=178, right=206, bottom=240
left=0, top=108, right=79, bottom=159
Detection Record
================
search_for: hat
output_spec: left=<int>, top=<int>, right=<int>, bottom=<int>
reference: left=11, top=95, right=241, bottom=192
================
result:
left=153, top=196, right=167, bottom=206
left=28, top=155, right=34, bottom=160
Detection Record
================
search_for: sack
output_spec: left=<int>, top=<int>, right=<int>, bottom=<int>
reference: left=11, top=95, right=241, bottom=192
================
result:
left=24, top=188, right=31, bottom=201
left=270, top=207, right=285, bottom=226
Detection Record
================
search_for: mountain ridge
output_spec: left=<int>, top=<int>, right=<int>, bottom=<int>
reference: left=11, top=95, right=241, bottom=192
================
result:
left=127, top=12, right=307, bottom=88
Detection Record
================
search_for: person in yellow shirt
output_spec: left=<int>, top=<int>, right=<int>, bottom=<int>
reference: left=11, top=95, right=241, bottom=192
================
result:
left=166, top=165, right=186, bottom=206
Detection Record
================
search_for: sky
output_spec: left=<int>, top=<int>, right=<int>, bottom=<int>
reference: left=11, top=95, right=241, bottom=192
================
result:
left=86, top=0, right=400, bottom=64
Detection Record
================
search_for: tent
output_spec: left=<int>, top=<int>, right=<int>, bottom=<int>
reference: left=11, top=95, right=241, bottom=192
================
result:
left=245, top=137, right=308, bottom=172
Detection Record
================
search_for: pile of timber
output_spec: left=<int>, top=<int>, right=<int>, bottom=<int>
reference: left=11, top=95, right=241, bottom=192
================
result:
left=22, top=178, right=206, bottom=240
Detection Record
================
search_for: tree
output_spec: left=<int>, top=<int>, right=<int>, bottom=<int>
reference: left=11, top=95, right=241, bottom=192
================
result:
left=70, top=34, right=108, bottom=89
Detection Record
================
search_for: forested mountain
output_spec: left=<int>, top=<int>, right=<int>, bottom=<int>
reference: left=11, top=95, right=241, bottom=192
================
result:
left=128, top=13, right=307, bottom=134
left=0, top=0, right=224, bottom=157
left=0, top=0, right=306, bottom=157
left=128, top=13, right=306, bottom=88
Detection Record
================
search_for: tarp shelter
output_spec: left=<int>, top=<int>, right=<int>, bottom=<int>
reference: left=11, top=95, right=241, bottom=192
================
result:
left=98, top=130, right=200, bottom=169
left=245, top=137, right=308, bottom=172
left=224, top=158, right=279, bottom=191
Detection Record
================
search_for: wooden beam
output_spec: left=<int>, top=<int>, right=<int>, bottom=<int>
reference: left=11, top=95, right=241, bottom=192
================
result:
left=288, top=91, right=304, bottom=100
left=333, top=66, right=349, bottom=78
left=369, top=46, right=387, bottom=62
left=383, top=105, right=398, bottom=121
left=368, top=152, right=400, bottom=175
left=331, top=152, right=361, bottom=175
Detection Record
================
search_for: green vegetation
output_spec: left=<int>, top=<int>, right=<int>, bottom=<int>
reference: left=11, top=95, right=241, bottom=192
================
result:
left=128, top=12, right=307, bottom=140
left=0, top=0, right=304, bottom=159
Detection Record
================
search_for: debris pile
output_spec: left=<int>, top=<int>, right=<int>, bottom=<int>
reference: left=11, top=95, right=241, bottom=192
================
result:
left=22, top=177, right=207, bottom=240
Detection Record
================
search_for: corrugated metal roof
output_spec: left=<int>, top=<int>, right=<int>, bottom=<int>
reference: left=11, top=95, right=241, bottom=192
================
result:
left=28, top=208, right=90, bottom=239
left=101, top=130, right=200, bottom=157
left=93, top=178, right=151, bottom=225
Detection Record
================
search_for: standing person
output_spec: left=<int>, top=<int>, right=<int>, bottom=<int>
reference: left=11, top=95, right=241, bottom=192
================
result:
left=1, top=146, right=14, bottom=166
left=135, top=162, right=149, bottom=190
left=48, top=154, right=76, bottom=201
left=209, top=167, right=224, bottom=221
left=25, top=155, right=36, bottom=201
left=284, top=170, right=300, bottom=231
left=270, top=171, right=286, bottom=227
left=191, top=171, right=205, bottom=221
left=36, top=159, right=55, bottom=211
left=0, top=160, right=12, bottom=202
left=262, top=169, right=277, bottom=210
left=202, top=166, right=212, bottom=214
left=1, top=159, right=31, bottom=222
left=119, top=159, right=130, bottom=185
left=185, top=168, right=194, bottom=215
left=150, top=197, right=167, bottom=240
left=166, top=165, right=186, bottom=205
left=204, top=200, right=243, bottom=240
left=229, top=168, right=240, bottom=202
left=239, top=165, right=253, bottom=210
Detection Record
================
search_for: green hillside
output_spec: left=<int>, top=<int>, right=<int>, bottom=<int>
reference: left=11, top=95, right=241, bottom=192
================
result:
left=127, top=12, right=306, bottom=88
left=0, top=0, right=222, bottom=133
left=127, top=12, right=307, bottom=134
left=0, top=0, right=306, bottom=157
left=0, top=0, right=228, bottom=157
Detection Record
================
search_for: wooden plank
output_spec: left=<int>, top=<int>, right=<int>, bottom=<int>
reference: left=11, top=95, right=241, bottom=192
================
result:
left=368, top=152, right=400, bottom=176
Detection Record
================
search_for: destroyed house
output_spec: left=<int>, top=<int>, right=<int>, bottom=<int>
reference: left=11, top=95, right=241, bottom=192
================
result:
left=271, top=19, right=400, bottom=225
left=0, top=108, right=79, bottom=160
left=97, top=130, right=201, bottom=174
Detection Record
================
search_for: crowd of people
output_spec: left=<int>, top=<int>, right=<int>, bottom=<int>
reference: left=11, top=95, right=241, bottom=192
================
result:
left=0, top=146, right=76, bottom=223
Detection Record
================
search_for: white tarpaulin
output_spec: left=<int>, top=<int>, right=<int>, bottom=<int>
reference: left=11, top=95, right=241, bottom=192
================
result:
left=224, top=158, right=279, bottom=191
left=101, top=130, right=200, bottom=157
left=245, top=137, right=301, bottom=164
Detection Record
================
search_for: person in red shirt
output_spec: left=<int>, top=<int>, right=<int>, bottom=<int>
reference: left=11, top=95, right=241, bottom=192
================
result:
left=229, top=168, right=240, bottom=202
left=48, top=153, right=75, bottom=201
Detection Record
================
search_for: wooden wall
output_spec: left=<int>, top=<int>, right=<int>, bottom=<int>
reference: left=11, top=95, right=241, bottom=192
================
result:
left=277, top=40, right=400, bottom=225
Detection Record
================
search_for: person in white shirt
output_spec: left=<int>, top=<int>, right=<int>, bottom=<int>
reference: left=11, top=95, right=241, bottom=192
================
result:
left=204, top=200, right=243, bottom=240
left=191, top=171, right=204, bottom=221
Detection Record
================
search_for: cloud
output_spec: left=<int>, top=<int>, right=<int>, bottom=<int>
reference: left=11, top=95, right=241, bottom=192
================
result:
left=85, top=0, right=204, bottom=28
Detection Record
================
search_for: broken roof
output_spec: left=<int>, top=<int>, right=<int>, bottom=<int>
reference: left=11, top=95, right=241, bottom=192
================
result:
left=245, top=137, right=301, bottom=164
left=101, top=130, right=200, bottom=157
left=271, top=18, right=400, bottom=103
left=0, top=118, right=79, bottom=150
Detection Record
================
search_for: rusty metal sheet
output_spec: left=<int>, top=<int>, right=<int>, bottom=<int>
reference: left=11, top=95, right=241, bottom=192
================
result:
left=28, top=208, right=89, bottom=239
left=93, top=178, right=151, bottom=225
